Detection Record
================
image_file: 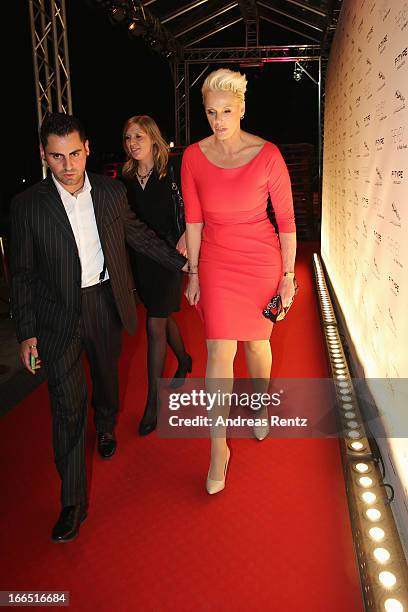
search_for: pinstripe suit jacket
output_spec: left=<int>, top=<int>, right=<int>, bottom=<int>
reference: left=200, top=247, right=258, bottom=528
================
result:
left=10, top=172, right=186, bottom=361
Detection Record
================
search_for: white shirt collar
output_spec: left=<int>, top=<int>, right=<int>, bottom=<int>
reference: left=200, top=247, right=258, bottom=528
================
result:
left=52, top=171, right=92, bottom=199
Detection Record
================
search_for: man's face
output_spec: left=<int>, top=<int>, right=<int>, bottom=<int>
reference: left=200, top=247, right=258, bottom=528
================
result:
left=41, top=131, right=90, bottom=192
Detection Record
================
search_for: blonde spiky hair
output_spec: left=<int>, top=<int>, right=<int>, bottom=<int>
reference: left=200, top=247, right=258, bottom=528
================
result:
left=201, top=68, right=247, bottom=104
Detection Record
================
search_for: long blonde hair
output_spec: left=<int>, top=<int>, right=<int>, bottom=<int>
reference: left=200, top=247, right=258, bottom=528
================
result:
left=122, top=115, right=169, bottom=179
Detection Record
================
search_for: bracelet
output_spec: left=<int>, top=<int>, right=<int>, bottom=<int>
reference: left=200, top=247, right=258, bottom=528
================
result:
left=188, top=271, right=198, bottom=275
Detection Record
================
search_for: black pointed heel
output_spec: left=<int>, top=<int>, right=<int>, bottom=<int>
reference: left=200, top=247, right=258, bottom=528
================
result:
left=169, top=354, right=192, bottom=389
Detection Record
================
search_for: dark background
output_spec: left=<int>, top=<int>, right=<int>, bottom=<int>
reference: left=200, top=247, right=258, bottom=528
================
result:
left=3, top=0, right=319, bottom=214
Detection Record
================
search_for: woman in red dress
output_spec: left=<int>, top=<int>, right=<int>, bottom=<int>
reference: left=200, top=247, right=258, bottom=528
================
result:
left=182, top=68, right=297, bottom=494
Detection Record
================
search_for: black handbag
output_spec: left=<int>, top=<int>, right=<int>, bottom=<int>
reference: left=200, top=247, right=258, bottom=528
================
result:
left=262, top=277, right=299, bottom=322
left=168, top=164, right=186, bottom=242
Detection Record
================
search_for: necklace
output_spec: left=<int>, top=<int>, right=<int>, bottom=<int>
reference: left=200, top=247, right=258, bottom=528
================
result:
left=136, top=166, right=154, bottom=185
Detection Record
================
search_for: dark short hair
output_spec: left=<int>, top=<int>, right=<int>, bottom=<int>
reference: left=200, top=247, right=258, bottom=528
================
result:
left=40, top=113, right=87, bottom=148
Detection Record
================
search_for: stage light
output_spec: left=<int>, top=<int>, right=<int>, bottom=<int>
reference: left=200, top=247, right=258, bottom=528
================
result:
left=128, top=18, right=145, bottom=36
left=361, top=491, right=376, bottom=503
left=366, top=508, right=382, bottom=521
left=111, top=6, right=126, bottom=22
left=169, top=141, right=175, bottom=148
left=344, top=411, right=356, bottom=418
left=374, top=548, right=390, bottom=563
left=379, top=571, right=397, bottom=588
left=369, top=527, right=385, bottom=542
left=355, top=463, right=369, bottom=473
left=384, top=599, right=404, bottom=612
left=350, top=441, right=365, bottom=451
left=293, top=64, right=302, bottom=81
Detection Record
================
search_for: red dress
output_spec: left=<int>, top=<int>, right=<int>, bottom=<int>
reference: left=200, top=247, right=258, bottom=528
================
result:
left=181, top=141, right=295, bottom=340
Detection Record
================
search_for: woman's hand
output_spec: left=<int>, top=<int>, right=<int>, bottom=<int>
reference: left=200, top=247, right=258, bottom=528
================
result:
left=277, top=276, right=296, bottom=309
left=176, top=233, right=187, bottom=257
left=185, top=274, right=200, bottom=305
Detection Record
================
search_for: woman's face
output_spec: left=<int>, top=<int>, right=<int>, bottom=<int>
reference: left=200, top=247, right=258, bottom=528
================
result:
left=203, top=90, right=243, bottom=141
left=124, top=125, right=154, bottom=163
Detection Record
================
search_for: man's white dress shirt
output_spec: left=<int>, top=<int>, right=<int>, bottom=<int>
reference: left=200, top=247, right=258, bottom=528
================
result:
left=52, top=172, right=109, bottom=287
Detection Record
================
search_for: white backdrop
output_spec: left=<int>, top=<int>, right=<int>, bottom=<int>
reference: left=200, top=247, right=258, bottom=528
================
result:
left=321, top=0, right=408, bottom=547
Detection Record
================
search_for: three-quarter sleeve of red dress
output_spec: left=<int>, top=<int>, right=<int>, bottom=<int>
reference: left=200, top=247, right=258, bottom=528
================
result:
left=181, top=145, right=204, bottom=223
left=266, top=144, right=296, bottom=233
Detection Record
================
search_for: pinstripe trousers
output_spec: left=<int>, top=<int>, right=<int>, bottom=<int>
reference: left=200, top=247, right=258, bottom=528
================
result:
left=45, top=280, right=122, bottom=507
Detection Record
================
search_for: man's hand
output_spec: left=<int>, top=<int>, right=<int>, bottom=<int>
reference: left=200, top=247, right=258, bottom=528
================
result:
left=176, top=233, right=187, bottom=257
left=20, top=337, right=41, bottom=374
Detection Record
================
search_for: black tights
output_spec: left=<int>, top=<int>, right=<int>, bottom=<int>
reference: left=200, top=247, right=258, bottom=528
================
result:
left=144, top=315, right=188, bottom=418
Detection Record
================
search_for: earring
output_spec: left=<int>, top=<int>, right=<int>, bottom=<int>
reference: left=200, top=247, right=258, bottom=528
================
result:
left=240, top=114, right=245, bottom=120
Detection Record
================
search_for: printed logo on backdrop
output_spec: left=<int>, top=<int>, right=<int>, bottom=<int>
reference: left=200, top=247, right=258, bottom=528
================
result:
left=366, top=26, right=374, bottom=43
left=391, top=126, right=406, bottom=150
left=358, top=70, right=363, bottom=85
left=377, top=71, right=386, bottom=91
left=395, top=3, right=408, bottom=31
left=358, top=17, right=364, bottom=33
left=362, top=166, right=370, bottom=183
left=387, top=235, right=403, bottom=268
left=394, top=46, right=407, bottom=69
left=365, top=57, right=373, bottom=75
left=363, top=140, right=370, bottom=156
left=378, top=33, right=388, bottom=54
left=357, top=46, right=363, bottom=62
left=394, top=90, right=406, bottom=113
left=388, top=275, right=399, bottom=296
left=373, top=257, right=381, bottom=279
left=376, top=99, right=387, bottom=120
left=375, top=166, right=384, bottom=186
left=364, top=112, right=371, bottom=127
left=386, top=307, right=398, bottom=338
left=375, top=136, right=385, bottom=150
left=378, top=0, right=391, bottom=22
left=372, top=195, right=382, bottom=216
left=362, top=195, right=369, bottom=208
left=364, top=81, right=373, bottom=99
left=391, top=169, right=404, bottom=184
left=374, top=229, right=382, bottom=245
left=389, top=202, right=401, bottom=227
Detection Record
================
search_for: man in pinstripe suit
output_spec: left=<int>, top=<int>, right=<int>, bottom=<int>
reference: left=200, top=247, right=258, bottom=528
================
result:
left=10, top=113, right=187, bottom=542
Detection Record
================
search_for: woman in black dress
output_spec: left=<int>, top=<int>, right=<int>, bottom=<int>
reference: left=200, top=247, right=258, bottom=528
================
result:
left=122, top=115, right=192, bottom=435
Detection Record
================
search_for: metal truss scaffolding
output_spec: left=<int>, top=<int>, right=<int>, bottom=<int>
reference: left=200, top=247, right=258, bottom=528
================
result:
left=28, top=0, right=72, bottom=176
left=173, top=44, right=321, bottom=149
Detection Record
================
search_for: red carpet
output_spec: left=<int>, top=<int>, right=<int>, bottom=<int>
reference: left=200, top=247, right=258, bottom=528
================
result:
left=0, top=243, right=363, bottom=611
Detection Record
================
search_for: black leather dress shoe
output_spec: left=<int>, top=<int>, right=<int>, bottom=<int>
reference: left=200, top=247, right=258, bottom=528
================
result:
left=169, top=354, right=193, bottom=389
left=51, top=504, right=87, bottom=542
left=97, top=431, right=117, bottom=459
